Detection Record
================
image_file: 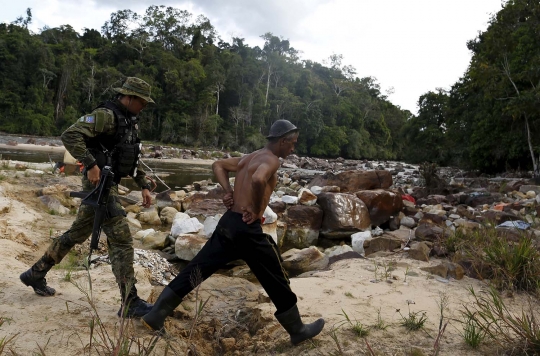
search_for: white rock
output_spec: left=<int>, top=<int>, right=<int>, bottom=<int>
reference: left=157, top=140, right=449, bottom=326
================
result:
left=263, top=206, right=278, bottom=224
left=400, top=216, right=416, bottom=228
left=298, top=188, right=317, bottom=206
left=203, top=214, right=221, bottom=237
left=351, top=231, right=372, bottom=256
left=171, top=217, right=204, bottom=237
left=324, top=245, right=353, bottom=258
left=310, top=186, right=323, bottom=195
left=134, top=228, right=155, bottom=240
left=282, top=195, right=299, bottom=205
left=372, top=226, right=384, bottom=237
left=173, top=212, right=190, bottom=221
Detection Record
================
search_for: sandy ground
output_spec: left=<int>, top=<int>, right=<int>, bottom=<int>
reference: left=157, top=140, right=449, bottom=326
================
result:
left=0, top=154, right=526, bottom=356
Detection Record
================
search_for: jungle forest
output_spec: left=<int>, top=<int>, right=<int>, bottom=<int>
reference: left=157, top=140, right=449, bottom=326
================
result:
left=0, top=0, right=538, bottom=174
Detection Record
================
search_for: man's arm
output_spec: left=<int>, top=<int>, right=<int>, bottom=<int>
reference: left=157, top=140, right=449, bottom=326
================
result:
left=212, top=157, right=242, bottom=209
left=132, top=166, right=152, bottom=208
left=61, top=108, right=115, bottom=185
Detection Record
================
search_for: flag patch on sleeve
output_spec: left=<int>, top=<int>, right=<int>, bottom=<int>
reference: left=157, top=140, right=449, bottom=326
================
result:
left=85, top=115, right=95, bottom=123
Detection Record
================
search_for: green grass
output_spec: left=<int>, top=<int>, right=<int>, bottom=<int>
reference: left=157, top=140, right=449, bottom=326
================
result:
left=398, top=304, right=428, bottom=331
left=445, top=226, right=540, bottom=293
left=462, top=316, right=484, bottom=349
left=372, top=308, right=389, bottom=331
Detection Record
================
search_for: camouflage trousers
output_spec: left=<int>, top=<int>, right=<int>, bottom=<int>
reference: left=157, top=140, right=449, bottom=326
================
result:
left=33, top=176, right=136, bottom=286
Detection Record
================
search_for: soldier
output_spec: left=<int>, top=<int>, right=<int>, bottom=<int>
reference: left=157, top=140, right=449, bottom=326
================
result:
left=142, top=120, right=325, bottom=345
left=20, top=77, right=155, bottom=318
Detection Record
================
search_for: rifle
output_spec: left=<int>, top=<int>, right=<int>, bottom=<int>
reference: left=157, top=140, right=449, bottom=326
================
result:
left=70, top=165, right=115, bottom=265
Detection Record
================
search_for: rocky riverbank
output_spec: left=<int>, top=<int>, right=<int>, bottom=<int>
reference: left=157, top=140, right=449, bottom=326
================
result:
left=0, top=149, right=539, bottom=355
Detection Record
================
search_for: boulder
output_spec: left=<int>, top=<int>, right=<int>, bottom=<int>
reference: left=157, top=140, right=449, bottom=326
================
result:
left=324, top=245, right=354, bottom=258
left=268, top=201, right=286, bottom=215
left=407, top=241, right=431, bottom=262
left=480, top=210, right=521, bottom=225
left=175, top=234, right=209, bottom=261
left=140, top=231, right=169, bottom=249
left=415, top=224, right=451, bottom=242
left=137, top=208, right=162, bottom=225
left=263, top=206, right=278, bottom=224
left=134, top=228, right=155, bottom=240
left=281, top=246, right=329, bottom=276
left=262, top=221, right=278, bottom=246
left=421, top=262, right=465, bottom=280
left=364, top=235, right=402, bottom=256
left=171, top=217, right=204, bottom=237
left=308, top=170, right=392, bottom=193
left=282, top=195, right=299, bottom=205
left=181, top=192, right=208, bottom=211
left=156, top=190, right=182, bottom=211
left=203, top=214, right=222, bottom=238
left=282, top=205, right=323, bottom=249
left=185, top=199, right=227, bottom=219
left=400, top=216, right=416, bottom=229
left=298, top=188, right=317, bottom=206
left=160, top=207, right=179, bottom=224
left=355, top=189, right=402, bottom=227
left=317, top=192, right=371, bottom=239
left=38, top=195, right=70, bottom=215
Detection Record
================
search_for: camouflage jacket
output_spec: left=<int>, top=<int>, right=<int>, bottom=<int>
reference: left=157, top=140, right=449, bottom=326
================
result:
left=61, top=99, right=150, bottom=188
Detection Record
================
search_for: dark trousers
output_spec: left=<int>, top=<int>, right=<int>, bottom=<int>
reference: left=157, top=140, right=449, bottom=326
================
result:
left=168, top=210, right=297, bottom=314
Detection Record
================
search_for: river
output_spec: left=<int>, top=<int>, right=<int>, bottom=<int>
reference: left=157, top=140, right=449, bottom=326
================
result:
left=0, top=147, right=215, bottom=191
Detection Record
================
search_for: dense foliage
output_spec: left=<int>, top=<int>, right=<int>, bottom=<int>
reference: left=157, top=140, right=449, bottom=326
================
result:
left=402, top=0, right=540, bottom=174
left=0, top=7, right=410, bottom=159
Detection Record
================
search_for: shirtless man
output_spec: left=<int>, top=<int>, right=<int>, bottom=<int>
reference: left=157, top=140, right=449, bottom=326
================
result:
left=142, top=120, right=325, bottom=345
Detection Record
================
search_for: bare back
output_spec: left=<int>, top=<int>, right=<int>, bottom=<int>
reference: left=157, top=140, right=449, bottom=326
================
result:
left=230, top=149, right=279, bottom=215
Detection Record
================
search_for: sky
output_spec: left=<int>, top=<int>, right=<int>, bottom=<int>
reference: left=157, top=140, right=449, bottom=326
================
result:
left=3, top=0, right=504, bottom=115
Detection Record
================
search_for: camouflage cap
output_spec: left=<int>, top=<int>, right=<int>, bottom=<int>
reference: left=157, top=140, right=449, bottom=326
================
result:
left=113, top=77, right=155, bottom=104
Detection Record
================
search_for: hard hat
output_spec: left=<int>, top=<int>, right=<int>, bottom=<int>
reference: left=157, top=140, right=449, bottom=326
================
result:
left=266, top=120, right=298, bottom=139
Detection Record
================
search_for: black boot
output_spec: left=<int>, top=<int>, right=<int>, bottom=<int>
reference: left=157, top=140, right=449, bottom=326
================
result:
left=117, top=284, right=153, bottom=318
left=20, top=255, right=56, bottom=296
left=141, top=286, right=182, bottom=335
left=275, top=304, right=325, bottom=345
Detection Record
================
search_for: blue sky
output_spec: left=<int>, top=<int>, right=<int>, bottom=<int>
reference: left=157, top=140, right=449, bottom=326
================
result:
left=3, top=0, right=504, bottom=114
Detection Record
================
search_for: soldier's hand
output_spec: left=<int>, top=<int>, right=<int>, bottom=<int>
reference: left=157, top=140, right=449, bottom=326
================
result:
left=222, top=192, right=234, bottom=209
left=87, top=165, right=101, bottom=185
left=141, top=189, right=152, bottom=208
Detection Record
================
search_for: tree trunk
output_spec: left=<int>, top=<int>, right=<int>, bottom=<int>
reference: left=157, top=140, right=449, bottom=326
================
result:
left=525, top=115, right=539, bottom=178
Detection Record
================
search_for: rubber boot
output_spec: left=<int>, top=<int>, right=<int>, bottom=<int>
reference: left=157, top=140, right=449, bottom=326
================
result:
left=20, top=255, right=56, bottom=296
left=117, top=284, right=153, bottom=318
left=275, top=304, right=325, bottom=345
left=141, top=286, right=182, bottom=335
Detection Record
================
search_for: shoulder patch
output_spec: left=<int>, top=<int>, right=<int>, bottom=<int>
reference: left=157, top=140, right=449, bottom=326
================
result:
left=93, top=109, right=115, bottom=133
left=85, top=115, right=95, bottom=123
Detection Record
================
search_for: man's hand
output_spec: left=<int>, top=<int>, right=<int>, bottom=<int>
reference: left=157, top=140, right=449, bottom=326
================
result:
left=222, top=191, right=234, bottom=209
left=141, top=189, right=152, bottom=208
left=87, top=165, right=101, bottom=186
left=241, top=205, right=261, bottom=224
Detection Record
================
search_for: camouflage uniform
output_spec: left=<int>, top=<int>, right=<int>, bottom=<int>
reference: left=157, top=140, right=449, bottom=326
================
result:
left=22, top=77, right=155, bottom=317
left=36, top=99, right=150, bottom=286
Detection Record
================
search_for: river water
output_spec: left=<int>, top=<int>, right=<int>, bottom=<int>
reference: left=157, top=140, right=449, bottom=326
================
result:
left=0, top=147, right=215, bottom=191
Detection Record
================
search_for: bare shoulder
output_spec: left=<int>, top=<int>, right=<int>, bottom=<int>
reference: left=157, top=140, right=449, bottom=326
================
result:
left=249, top=150, right=280, bottom=170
